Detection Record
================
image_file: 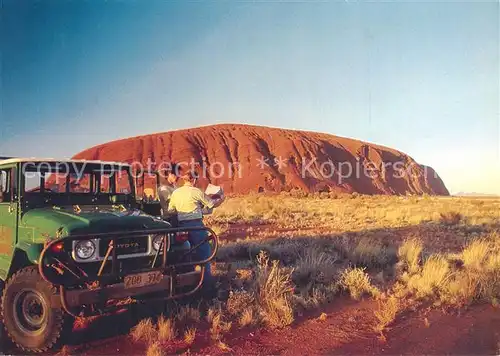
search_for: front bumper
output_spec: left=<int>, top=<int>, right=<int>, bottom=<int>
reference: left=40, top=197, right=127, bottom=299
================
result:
left=63, top=270, right=203, bottom=307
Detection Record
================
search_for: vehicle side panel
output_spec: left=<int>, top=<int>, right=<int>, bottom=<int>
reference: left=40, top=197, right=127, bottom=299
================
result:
left=0, top=163, right=19, bottom=280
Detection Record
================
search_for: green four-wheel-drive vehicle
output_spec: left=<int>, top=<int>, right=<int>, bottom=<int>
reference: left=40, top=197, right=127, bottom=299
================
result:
left=0, top=157, right=218, bottom=352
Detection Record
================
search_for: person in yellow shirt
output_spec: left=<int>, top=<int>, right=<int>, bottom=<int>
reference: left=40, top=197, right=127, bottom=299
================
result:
left=167, top=170, right=224, bottom=294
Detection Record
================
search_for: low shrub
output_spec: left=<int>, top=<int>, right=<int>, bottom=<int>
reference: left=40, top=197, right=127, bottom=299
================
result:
left=339, top=267, right=380, bottom=300
left=398, top=238, right=423, bottom=274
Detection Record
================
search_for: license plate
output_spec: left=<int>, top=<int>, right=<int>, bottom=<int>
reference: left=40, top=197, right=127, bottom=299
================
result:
left=124, top=271, right=163, bottom=289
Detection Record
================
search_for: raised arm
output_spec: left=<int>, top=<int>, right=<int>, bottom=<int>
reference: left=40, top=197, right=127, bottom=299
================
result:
left=195, top=189, right=216, bottom=209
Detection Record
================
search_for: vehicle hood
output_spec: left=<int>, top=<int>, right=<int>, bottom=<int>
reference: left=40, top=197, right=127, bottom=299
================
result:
left=20, top=206, right=170, bottom=243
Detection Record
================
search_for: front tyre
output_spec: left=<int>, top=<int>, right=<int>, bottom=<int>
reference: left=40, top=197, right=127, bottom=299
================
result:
left=1, top=266, right=73, bottom=353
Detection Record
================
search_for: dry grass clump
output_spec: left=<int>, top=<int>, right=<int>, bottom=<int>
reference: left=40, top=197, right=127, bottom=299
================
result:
left=375, top=236, right=499, bottom=333
left=397, top=237, right=423, bottom=274
left=131, top=318, right=156, bottom=343
left=339, top=267, right=380, bottom=300
left=146, top=342, right=164, bottom=356
left=293, top=282, right=340, bottom=310
left=352, top=238, right=394, bottom=268
left=226, top=290, right=255, bottom=316
left=216, top=340, right=233, bottom=352
left=209, top=309, right=232, bottom=341
left=398, top=236, right=500, bottom=306
left=206, top=301, right=223, bottom=323
left=462, top=239, right=490, bottom=269
left=293, top=246, right=338, bottom=286
left=290, top=246, right=341, bottom=309
left=406, top=255, right=450, bottom=299
left=374, top=296, right=400, bottom=333
left=204, top=301, right=232, bottom=342
left=157, top=315, right=177, bottom=342
left=239, top=308, right=257, bottom=327
left=253, top=251, right=295, bottom=329
left=440, top=271, right=480, bottom=306
left=444, top=238, right=500, bottom=305
left=213, top=250, right=296, bottom=329
left=225, top=289, right=260, bottom=326
left=183, top=327, right=197, bottom=345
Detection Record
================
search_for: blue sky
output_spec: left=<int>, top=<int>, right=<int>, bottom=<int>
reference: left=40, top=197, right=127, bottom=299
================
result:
left=1, top=0, right=498, bottom=194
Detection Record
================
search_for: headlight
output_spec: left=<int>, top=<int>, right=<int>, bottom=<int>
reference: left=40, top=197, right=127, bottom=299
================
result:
left=75, top=240, right=96, bottom=260
left=152, top=235, right=165, bottom=251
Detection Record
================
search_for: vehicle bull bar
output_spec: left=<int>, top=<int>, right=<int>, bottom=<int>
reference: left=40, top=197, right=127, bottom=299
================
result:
left=38, top=226, right=218, bottom=317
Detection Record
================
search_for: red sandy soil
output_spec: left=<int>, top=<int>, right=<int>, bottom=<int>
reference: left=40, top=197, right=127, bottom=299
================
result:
left=73, top=124, right=449, bottom=196
left=219, top=301, right=500, bottom=356
left=28, top=298, right=497, bottom=356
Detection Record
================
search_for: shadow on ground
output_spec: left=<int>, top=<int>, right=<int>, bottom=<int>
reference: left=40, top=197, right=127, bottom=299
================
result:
left=1, top=221, right=499, bottom=354
left=216, top=221, right=500, bottom=263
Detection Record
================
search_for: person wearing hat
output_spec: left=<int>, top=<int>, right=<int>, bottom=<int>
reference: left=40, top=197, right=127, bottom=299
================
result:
left=158, top=162, right=182, bottom=220
left=167, top=170, right=224, bottom=296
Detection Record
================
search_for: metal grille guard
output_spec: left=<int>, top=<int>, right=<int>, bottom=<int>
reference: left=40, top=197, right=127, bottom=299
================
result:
left=38, top=226, right=218, bottom=316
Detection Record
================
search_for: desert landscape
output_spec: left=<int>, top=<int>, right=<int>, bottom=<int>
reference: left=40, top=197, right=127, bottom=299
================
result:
left=45, top=195, right=500, bottom=354
left=32, top=126, right=499, bottom=355
left=2, top=2, right=498, bottom=354
left=3, top=176, right=498, bottom=355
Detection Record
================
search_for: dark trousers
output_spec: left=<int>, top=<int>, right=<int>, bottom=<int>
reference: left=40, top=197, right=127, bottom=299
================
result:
left=178, top=219, right=213, bottom=285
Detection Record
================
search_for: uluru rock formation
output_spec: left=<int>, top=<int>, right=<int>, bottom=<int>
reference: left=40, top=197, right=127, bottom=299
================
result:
left=73, top=124, right=449, bottom=196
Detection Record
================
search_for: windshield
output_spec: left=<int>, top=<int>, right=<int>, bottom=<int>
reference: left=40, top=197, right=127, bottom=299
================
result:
left=22, top=162, right=132, bottom=195
left=135, top=172, right=160, bottom=201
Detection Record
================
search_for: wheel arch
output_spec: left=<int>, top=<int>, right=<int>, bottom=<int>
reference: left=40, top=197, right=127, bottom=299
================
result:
left=7, top=248, right=35, bottom=280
